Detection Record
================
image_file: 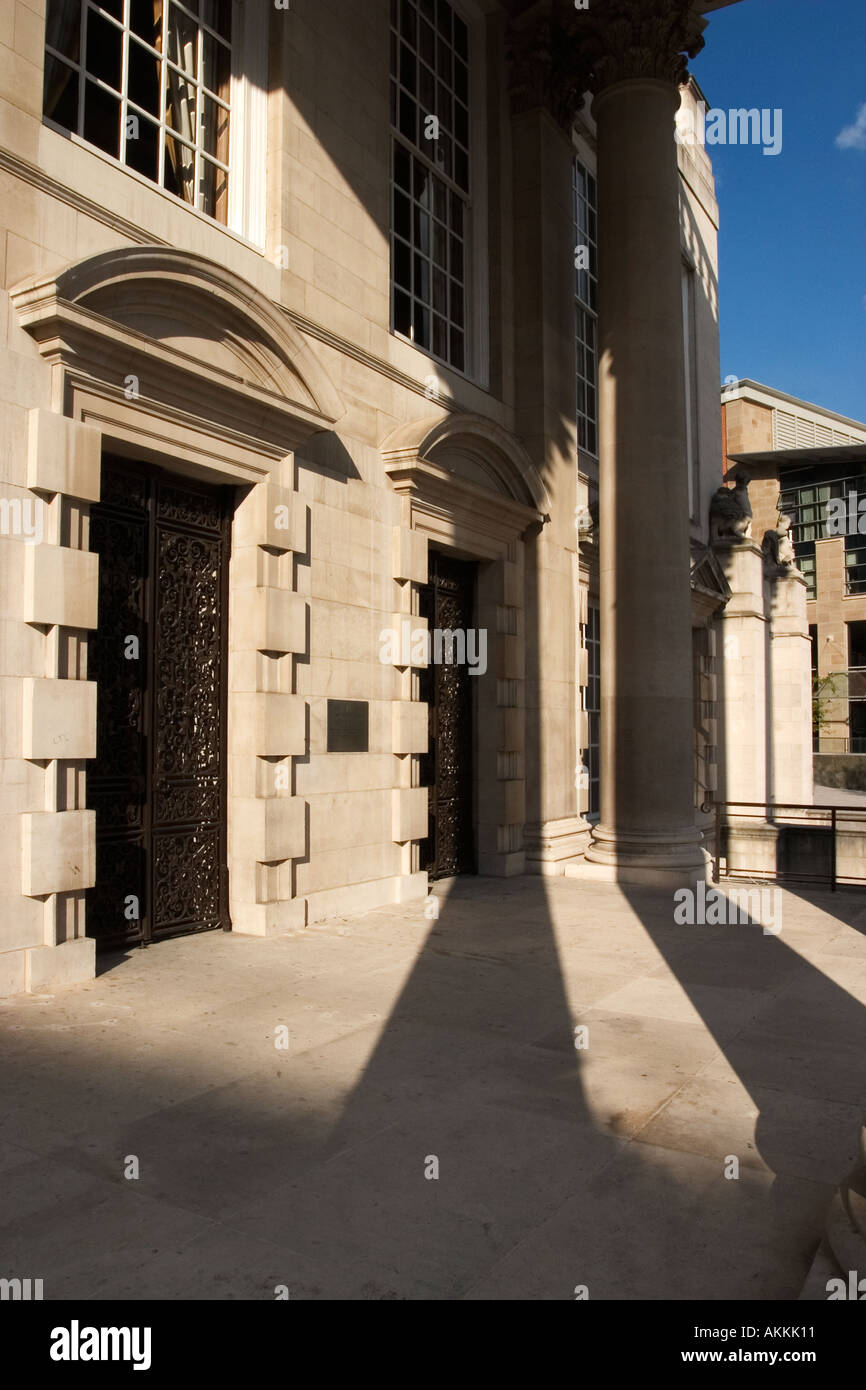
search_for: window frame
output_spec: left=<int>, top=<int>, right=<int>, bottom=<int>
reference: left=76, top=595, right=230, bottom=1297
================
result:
left=41, top=0, right=267, bottom=247
left=388, top=0, right=488, bottom=385
left=583, top=598, right=601, bottom=822
left=681, top=257, right=700, bottom=522
left=573, top=152, right=598, bottom=461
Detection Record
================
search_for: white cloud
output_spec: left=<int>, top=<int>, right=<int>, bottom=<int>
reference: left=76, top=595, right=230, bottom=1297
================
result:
left=836, top=103, right=866, bottom=151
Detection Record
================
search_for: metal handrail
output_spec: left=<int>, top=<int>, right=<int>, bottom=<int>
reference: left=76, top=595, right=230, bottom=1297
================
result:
left=701, top=799, right=866, bottom=892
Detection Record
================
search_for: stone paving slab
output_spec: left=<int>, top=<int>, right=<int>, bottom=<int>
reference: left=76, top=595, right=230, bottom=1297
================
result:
left=1, top=876, right=865, bottom=1300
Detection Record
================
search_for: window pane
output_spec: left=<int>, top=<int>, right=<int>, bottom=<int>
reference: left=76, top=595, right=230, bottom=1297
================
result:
left=450, top=278, right=463, bottom=327
left=95, top=0, right=124, bottom=20
left=400, top=42, right=416, bottom=93
left=200, top=0, right=230, bottom=39
left=449, top=325, right=464, bottom=372
left=435, top=81, right=451, bottom=131
left=399, top=0, right=416, bottom=46
left=454, top=145, right=468, bottom=191
left=432, top=221, right=447, bottom=268
left=394, top=142, right=411, bottom=191
left=86, top=8, right=123, bottom=91
left=435, top=131, right=452, bottom=178
left=414, top=253, right=430, bottom=303
left=83, top=77, right=120, bottom=155
left=413, top=300, right=430, bottom=348
left=419, top=18, right=434, bottom=68
left=453, top=13, right=468, bottom=60
left=128, top=37, right=161, bottom=118
left=432, top=267, right=447, bottom=313
left=46, top=0, right=82, bottom=62
left=168, top=3, right=198, bottom=76
left=43, top=53, right=79, bottom=129
left=419, top=62, right=435, bottom=116
left=393, top=237, right=411, bottom=290
left=394, top=288, right=412, bottom=337
left=166, top=64, right=196, bottom=140
left=202, top=32, right=230, bottom=96
left=130, top=0, right=163, bottom=46
left=413, top=157, right=431, bottom=206
left=454, top=99, right=468, bottom=149
left=393, top=187, right=410, bottom=239
left=449, top=233, right=463, bottom=281
left=454, top=57, right=468, bottom=104
left=398, top=89, right=416, bottom=142
left=125, top=111, right=159, bottom=181
left=201, top=92, right=229, bottom=160
left=199, top=154, right=228, bottom=221
left=414, top=206, right=430, bottom=254
left=163, top=134, right=195, bottom=201
left=437, top=36, right=451, bottom=84
left=432, top=313, right=447, bottom=360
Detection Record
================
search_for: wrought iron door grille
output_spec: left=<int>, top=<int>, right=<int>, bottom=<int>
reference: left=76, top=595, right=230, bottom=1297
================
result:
left=87, top=457, right=231, bottom=949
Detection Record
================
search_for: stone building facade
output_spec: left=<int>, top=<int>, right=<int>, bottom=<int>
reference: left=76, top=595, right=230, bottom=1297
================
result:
left=0, top=0, right=759, bottom=996
left=723, top=380, right=866, bottom=757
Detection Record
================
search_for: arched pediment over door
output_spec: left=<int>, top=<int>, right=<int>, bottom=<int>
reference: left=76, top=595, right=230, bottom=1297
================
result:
left=382, top=412, right=550, bottom=556
left=11, top=246, right=345, bottom=483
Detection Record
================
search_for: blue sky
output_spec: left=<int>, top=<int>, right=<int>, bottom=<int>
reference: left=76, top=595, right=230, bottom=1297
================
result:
left=690, top=0, right=866, bottom=423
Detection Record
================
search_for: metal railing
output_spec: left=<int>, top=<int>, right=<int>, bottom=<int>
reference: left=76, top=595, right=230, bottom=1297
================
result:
left=703, top=800, right=866, bottom=892
left=814, top=736, right=866, bottom=754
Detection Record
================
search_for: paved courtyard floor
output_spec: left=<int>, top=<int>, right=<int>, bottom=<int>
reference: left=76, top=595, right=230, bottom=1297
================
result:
left=2, top=875, right=866, bottom=1301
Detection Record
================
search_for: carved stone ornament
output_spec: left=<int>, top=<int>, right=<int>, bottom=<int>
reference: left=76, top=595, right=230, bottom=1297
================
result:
left=762, top=513, right=800, bottom=577
left=506, top=13, right=593, bottom=130
left=710, top=470, right=753, bottom=545
left=506, top=0, right=707, bottom=130
left=581, top=0, right=707, bottom=93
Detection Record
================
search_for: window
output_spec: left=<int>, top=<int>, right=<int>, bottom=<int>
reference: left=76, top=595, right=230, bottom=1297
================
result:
left=682, top=262, right=699, bottom=518
left=43, top=0, right=233, bottom=224
left=573, top=159, right=598, bottom=457
left=780, top=465, right=866, bottom=600
left=390, top=0, right=471, bottom=373
left=779, top=476, right=829, bottom=599
left=583, top=600, right=601, bottom=820
left=845, top=544, right=866, bottom=596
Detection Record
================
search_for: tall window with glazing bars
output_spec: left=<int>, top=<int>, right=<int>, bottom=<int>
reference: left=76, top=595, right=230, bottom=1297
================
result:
left=390, top=0, right=470, bottom=374
left=43, top=0, right=232, bottom=224
left=573, top=159, right=598, bottom=457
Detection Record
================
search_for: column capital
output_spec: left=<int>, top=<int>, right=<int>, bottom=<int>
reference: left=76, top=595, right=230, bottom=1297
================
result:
left=506, top=1, right=707, bottom=130
left=585, top=0, right=707, bottom=94
left=506, top=9, right=592, bottom=132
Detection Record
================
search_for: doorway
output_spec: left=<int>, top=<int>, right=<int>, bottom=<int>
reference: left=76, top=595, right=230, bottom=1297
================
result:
left=418, top=550, right=477, bottom=879
left=86, top=456, right=232, bottom=949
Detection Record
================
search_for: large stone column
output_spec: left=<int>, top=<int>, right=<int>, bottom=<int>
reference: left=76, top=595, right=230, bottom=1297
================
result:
left=506, top=16, right=591, bottom=875
left=715, top=539, right=768, bottom=809
left=582, top=2, right=710, bottom=885
left=766, top=564, right=813, bottom=806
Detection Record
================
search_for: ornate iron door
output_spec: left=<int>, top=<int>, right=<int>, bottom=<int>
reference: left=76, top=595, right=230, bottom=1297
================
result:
left=418, top=552, right=476, bottom=879
left=87, top=458, right=231, bottom=949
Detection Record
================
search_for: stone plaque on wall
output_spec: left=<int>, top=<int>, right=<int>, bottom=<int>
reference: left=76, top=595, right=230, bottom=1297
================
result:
left=327, top=700, right=369, bottom=753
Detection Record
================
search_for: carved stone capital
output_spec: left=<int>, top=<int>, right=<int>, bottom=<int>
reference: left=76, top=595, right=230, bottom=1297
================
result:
left=582, top=0, right=707, bottom=94
left=506, top=11, right=592, bottom=131
left=506, top=1, right=707, bottom=130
